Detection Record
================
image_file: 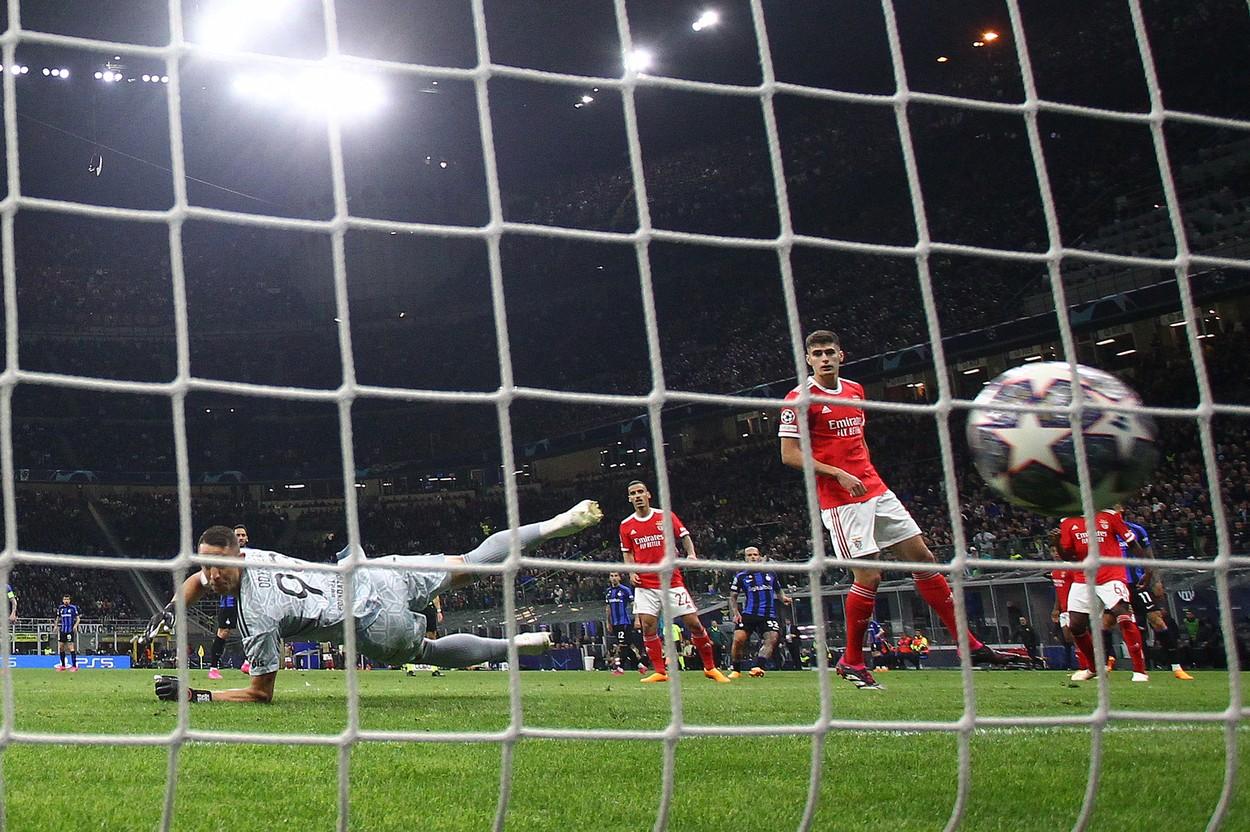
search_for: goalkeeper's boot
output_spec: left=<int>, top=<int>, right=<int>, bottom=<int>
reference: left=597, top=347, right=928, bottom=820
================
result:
left=970, top=644, right=1014, bottom=666
left=749, top=666, right=766, bottom=678
left=545, top=500, right=603, bottom=538
left=207, top=668, right=223, bottom=680
left=515, top=632, right=552, bottom=656
left=640, top=672, right=669, bottom=683
left=1173, top=667, right=1195, bottom=681
left=835, top=661, right=882, bottom=690
left=727, top=670, right=742, bottom=680
left=704, top=667, right=731, bottom=683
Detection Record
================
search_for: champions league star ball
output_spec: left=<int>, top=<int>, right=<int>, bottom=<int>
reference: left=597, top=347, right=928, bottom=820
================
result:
left=966, top=362, right=1158, bottom=516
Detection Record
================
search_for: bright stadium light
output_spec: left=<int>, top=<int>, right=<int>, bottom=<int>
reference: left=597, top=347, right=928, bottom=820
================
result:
left=692, top=9, right=720, bottom=31
left=580, top=94, right=593, bottom=104
left=42, top=67, right=50, bottom=76
left=59, top=68, right=69, bottom=78
left=233, top=68, right=386, bottom=117
left=160, top=76, right=169, bottom=83
left=195, top=0, right=294, bottom=50
left=142, top=74, right=151, bottom=82
left=982, top=30, right=1000, bottom=42
left=624, top=48, right=653, bottom=73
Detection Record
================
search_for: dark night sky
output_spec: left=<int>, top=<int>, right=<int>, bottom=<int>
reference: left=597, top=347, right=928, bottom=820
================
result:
left=3, top=0, right=1244, bottom=224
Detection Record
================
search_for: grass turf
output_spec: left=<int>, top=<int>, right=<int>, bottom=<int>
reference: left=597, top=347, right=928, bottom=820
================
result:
left=2, top=667, right=1246, bottom=831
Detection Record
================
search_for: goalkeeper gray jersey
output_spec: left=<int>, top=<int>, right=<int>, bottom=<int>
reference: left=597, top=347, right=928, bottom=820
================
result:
left=236, top=549, right=380, bottom=676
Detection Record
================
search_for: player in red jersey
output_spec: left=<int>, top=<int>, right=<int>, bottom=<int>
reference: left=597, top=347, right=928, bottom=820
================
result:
left=1056, top=510, right=1149, bottom=681
left=619, top=481, right=731, bottom=684
left=779, top=330, right=1009, bottom=690
left=1050, top=535, right=1091, bottom=673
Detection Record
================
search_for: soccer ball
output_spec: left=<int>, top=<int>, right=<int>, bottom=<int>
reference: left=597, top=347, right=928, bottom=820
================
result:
left=966, top=362, right=1158, bottom=516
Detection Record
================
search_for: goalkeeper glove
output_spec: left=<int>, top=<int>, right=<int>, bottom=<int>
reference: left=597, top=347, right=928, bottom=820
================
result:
left=154, top=675, right=212, bottom=703
left=140, top=603, right=176, bottom=645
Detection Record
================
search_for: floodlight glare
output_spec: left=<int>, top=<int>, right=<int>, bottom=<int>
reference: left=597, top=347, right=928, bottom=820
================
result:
left=142, top=74, right=151, bottom=82
left=160, top=76, right=169, bottom=83
left=580, top=94, right=594, bottom=104
left=42, top=68, right=50, bottom=76
left=195, top=0, right=295, bottom=50
left=94, top=71, right=103, bottom=80
left=692, top=9, right=720, bottom=31
left=624, top=48, right=653, bottom=73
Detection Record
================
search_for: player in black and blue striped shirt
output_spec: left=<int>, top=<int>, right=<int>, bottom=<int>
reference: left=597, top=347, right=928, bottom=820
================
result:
left=605, top=573, right=640, bottom=674
left=728, top=547, right=791, bottom=678
left=55, top=594, right=80, bottom=672
left=1119, top=509, right=1193, bottom=680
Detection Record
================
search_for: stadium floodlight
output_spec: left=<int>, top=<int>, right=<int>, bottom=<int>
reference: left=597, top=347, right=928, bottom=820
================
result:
left=624, top=48, right=653, bottom=73
left=59, top=68, right=69, bottom=78
left=142, top=74, right=151, bottom=82
left=936, top=56, right=949, bottom=63
left=580, top=94, right=594, bottom=104
left=233, top=68, right=386, bottom=117
left=982, top=30, right=1000, bottom=42
left=195, top=0, right=295, bottom=50
left=41, top=67, right=50, bottom=76
left=692, top=9, right=720, bottom=31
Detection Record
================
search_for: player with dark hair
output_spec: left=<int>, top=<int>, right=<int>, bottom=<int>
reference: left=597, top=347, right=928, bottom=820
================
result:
left=779, top=330, right=1009, bottom=690
left=207, top=524, right=250, bottom=679
left=727, top=546, right=790, bottom=678
left=148, top=501, right=602, bottom=704
left=1057, top=509, right=1149, bottom=681
left=619, top=481, right=731, bottom=684
left=1117, top=507, right=1193, bottom=680
left=55, top=594, right=80, bottom=672
left=604, top=572, right=640, bottom=675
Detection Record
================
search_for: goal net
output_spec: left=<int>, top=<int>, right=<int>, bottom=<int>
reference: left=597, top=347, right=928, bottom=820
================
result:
left=0, top=1, right=1246, bottom=830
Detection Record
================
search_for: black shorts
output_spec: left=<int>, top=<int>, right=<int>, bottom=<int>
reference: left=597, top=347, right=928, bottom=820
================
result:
left=1131, top=588, right=1160, bottom=626
left=58, top=631, right=75, bottom=644
left=216, top=605, right=237, bottom=630
left=736, top=614, right=780, bottom=637
left=612, top=625, right=640, bottom=646
left=421, top=605, right=440, bottom=635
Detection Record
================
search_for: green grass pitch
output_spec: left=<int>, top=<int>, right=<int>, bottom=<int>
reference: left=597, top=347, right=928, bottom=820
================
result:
left=3, top=667, right=1246, bottom=831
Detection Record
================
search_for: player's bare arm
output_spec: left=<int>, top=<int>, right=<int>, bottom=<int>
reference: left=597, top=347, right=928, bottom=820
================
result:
left=622, top=549, right=641, bottom=587
left=779, top=437, right=867, bottom=496
left=728, top=590, right=741, bottom=623
left=680, top=534, right=697, bottom=560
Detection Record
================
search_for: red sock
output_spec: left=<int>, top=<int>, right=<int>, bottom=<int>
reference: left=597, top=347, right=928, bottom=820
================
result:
left=1117, top=614, right=1147, bottom=673
left=842, top=583, right=877, bottom=666
left=692, top=634, right=716, bottom=671
left=643, top=634, right=667, bottom=674
left=913, top=573, right=983, bottom=650
left=1074, top=629, right=1095, bottom=671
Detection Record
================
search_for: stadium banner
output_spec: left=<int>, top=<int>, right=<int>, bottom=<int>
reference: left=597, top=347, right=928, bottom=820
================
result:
left=8, top=655, right=132, bottom=670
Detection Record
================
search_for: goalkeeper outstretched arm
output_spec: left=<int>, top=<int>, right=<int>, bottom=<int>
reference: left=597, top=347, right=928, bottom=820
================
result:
left=142, top=571, right=211, bottom=643
left=155, top=670, right=276, bottom=704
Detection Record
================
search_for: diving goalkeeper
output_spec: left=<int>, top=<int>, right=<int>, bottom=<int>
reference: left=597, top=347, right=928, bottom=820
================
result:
left=149, top=500, right=603, bottom=704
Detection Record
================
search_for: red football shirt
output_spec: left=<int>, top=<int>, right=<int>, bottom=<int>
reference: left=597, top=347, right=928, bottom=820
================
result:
left=618, top=509, right=688, bottom=589
left=778, top=377, right=887, bottom=509
left=1058, top=511, right=1136, bottom=585
left=1051, top=569, right=1073, bottom=611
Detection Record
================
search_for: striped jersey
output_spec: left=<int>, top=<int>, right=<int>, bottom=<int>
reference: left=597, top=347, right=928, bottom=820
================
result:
left=604, top=585, right=634, bottom=627
left=1120, top=520, right=1152, bottom=585
left=56, top=603, right=79, bottom=633
left=730, top=570, right=782, bottom=619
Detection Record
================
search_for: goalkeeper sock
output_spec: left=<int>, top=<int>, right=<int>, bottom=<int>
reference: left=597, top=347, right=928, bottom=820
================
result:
left=419, top=634, right=507, bottom=667
left=459, top=523, right=549, bottom=567
left=913, top=573, right=983, bottom=651
left=1117, top=614, right=1146, bottom=674
left=692, top=633, right=715, bottom=671
left=210, top=636, right=226, bottom=668
left=842, top=583, right=876, bottom=666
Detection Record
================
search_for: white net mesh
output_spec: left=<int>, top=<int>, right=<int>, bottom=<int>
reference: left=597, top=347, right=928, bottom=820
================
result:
left=0, top=0, right=1245, bottom=830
